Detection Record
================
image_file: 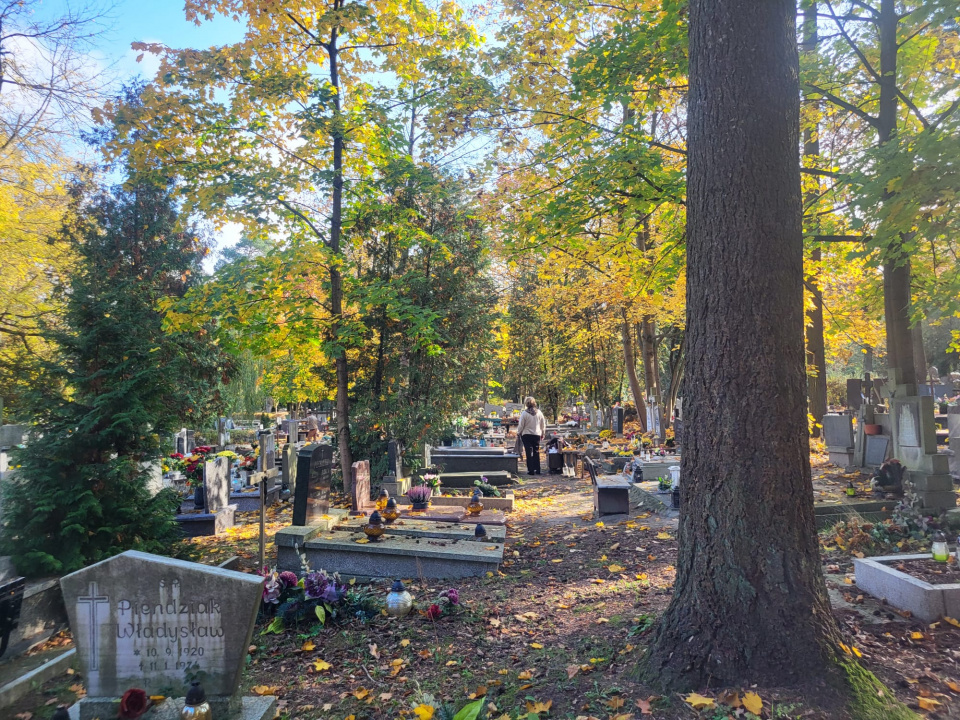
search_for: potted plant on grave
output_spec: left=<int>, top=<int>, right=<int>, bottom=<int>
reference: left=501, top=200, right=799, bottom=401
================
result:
left=407, top=485, right=433, bottom=511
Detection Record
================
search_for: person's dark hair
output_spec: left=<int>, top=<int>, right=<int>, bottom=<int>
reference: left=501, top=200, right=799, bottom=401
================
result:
left=633, top=449, right=642, bottom=456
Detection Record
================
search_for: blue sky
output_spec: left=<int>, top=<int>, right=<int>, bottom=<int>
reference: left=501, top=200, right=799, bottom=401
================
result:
left=39, top=0, right=249, bottom=264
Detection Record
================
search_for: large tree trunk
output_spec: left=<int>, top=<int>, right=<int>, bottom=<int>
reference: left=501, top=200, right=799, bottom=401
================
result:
left=876, top=0, right=916, bottom=388
left=621, top=312, right=647, bottom=431
left=328, top=20, right=354, bottom=486
left=644, top=0, right=839, bottom=687
left=639, top=318, right=661, bottom=406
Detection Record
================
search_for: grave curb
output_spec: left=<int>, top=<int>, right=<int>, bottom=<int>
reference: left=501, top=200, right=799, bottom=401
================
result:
left=853, top=553, right=960, bottom=623
left=0, top=647, right=75, bottom=709
left=396, top=491, right=515, bottom=511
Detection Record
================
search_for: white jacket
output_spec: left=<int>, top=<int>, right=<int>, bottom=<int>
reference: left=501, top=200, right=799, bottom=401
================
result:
left=516, top=409, right=546, bottom=437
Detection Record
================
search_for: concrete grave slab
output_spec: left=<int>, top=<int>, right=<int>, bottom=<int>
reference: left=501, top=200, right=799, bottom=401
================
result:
left=854, top=553, right=960, bottom=623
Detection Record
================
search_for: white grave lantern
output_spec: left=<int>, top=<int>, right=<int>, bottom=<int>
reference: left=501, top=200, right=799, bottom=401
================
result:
left=668, top=465, right=680, bottom=489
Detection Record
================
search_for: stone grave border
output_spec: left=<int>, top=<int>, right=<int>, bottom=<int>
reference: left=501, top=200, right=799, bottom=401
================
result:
left=854, top=553, right=960, bottom=623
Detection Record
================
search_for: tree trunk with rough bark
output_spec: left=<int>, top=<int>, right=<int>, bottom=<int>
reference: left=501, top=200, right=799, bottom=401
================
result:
left=327, top=17, right=354, bottom=487
left=644, top=0, right=841, bottom=688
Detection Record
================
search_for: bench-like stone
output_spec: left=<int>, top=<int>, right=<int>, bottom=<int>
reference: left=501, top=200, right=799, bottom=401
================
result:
left=175, top=505, right=236, bottom=537
left=337, top=517, right=507, bottom=541
left=594, top=478, right=631, bottom=516
left=854, top=553, right=960, bottom=623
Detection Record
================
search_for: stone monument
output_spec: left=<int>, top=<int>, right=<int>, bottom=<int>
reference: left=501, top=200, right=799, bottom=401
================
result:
left=292, top=444, right=332, bottom=526
left=823, top=414, right=855, bottom=467
left=350, top=460, right=375, bottom=516
left=60, top=551, right=274, bottom=720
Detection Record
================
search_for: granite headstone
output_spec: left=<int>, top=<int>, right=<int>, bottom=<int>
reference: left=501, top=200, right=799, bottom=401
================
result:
left=350, top=460, right=374, bottom=516
left=258, top=431, right=276, bottom=472
left=864, top=435, right=890, bottom=468
left=292, top=444, right=332, bottom=526
left=60, top=551, right=264, bottom=717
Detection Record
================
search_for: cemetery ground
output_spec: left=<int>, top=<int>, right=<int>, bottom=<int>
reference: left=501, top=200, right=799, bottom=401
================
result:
left=9, top=466, right=960, bottom=720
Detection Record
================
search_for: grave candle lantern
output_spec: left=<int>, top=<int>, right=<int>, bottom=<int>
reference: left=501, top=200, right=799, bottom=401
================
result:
left=932, top=531, right=949, bottom=562
left=382, top=497, right=400, bottom=523
left=385, top=579, right=414, bottom=618
left=846, top=481, right=856, bottom=497
left=364, top=511, right=386, bottom=541
left=180, top=681, right=212, bottom=720
left=376, top=487, right=390, bottom=511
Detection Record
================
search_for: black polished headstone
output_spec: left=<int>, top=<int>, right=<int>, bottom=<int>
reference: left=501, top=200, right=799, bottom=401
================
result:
left=292, top=444, right=333, bottom=526
left=846, top=379, right=862, bottom=410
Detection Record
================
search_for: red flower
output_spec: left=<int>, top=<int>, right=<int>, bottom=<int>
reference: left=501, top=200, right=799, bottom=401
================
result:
left=118, top=688, right=150, bottom=719
left=426, top=603, right=442, bottom=620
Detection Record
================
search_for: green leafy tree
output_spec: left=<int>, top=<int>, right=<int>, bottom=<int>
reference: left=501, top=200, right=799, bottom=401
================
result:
left=1, top=180, right=227, bottom=575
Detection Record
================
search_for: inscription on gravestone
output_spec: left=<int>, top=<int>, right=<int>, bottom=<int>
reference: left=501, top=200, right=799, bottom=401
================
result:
left=897, top=403, right=921, bottom=448
left=60, top=551, right=262, bottom=700
left=292, top=444, right=332, bottom=526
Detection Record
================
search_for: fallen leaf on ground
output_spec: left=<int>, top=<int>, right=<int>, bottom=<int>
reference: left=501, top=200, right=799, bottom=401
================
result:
left=566, top=665, right=580, bottom=679
left=607, top=564, right=625, bottom=573
left=635, top=698, right=653, bottom=714
left=351, top=688, right=370, bottom=700
left=400, top=639, right=411, bottom=647
left=684, top=693, right=715, bottom=710
left=526, top=700, right=552, bottom=713
left=917, top=697, right=941, bottom=710
left=301, top=640, right=315, bottom=652
left=413, top=705, right=436, bottom=720
left=517, top=670, right=533, bottom=680
left=313, top=659, right=331, bottom=672
left=251, top=686, right=278, bottom=696
left=606, top=696, right=625, bottom=709
left=742, top=692, right=763, bottom=715
left=530, top=642, right=544, bottom=649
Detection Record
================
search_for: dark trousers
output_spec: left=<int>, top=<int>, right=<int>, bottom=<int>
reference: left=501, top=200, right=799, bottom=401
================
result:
left=521, top=434, right=541, bottom=474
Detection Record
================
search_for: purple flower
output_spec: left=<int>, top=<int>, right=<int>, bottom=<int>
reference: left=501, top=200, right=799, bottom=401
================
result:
left=278, top=571, right=299, bottom=588
left=407, top=485, right=433, bottom=503
left=303, top=570, right=329, bottom=600
left=320, top=582, right=343, bottom=603
left=444, top=588, right=460, bottom=605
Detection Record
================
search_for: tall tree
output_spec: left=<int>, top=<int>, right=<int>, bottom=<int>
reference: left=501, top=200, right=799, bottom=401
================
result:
left=643, top=1, right=910, bottom=714
left=1, top=180, right=227, bottom=575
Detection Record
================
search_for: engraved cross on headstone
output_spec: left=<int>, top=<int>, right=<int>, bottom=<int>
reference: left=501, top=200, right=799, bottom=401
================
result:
left=77, top=582, right=108, bottom=671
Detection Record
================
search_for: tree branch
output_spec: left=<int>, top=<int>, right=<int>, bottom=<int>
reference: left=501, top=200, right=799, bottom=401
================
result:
left=804, top=83, right=881, bottom=130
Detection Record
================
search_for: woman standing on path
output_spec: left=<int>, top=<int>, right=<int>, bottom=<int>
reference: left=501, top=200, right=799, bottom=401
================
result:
left=516, top=396, right=546, bottom=475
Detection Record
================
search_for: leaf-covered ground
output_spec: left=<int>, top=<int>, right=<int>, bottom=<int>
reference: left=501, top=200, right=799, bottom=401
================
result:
left=10, top=470, right=960, bottom=720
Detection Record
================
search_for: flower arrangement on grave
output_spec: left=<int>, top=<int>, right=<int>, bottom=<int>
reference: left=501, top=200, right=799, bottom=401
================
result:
left=422, top=588, right=460, bottom=620
left=407, top=485, right=433, bottom=509
left=598, top=429, right=613, bottom=440
left=473, top=477, right=502, bottom=498
left=421, top=471, right=441, bottom=490
left=165, top=452, right=186, bottom=475
left=657, top=476, right=672, bottom=492
left=183, top=446, right=214, bottom=488
left=259, top=565, right=349, bottom=633
left=238, top=449, right=258, bottom=472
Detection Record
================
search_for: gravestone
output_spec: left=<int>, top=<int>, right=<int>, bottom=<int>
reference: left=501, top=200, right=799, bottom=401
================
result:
left=292, top=444, right=332, bottom=526
left=823, top=414, right=855, bottom=467
left=142, top=461, right=164, bottom=497
left=891, top=394, right=954, bottom=510
left=846, top=379, right=863, bottom=410
left=610, top=407, right=625, bottom=435
left=185, top=430, right=196, bottom=454
left=387, top=439, right=403, bottom=480
left=60, top=551, right=272, bottom=720
left=864, top=435, right=890, bottom=468
left=350, top=460, right=375, bottom=516
left=204, top=456, right=232, bottom=514
left=258, top=431, right=276, bottom=472
left=217, top=417, right=228, bottom=447
left=284, top=418, right=299, bottom=443
left=281, top=442, right=297, bottom=494
left=174, top=430, right=187, bottom=455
